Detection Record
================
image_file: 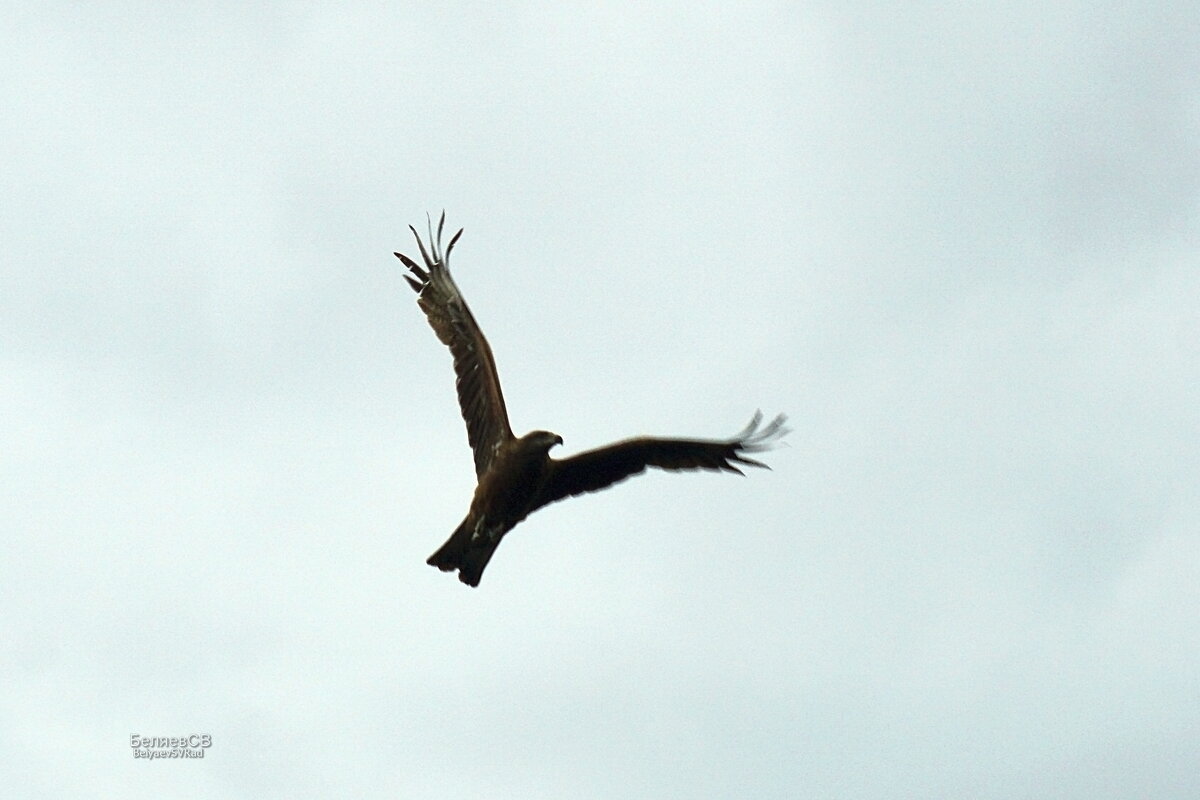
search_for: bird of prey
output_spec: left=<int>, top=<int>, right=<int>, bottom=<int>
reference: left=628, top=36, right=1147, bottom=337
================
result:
left=395, top=213, right=787, bottom=586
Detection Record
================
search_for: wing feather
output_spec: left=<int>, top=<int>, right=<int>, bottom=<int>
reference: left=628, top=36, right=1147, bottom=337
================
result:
left=531, top=412, right=787, bottom=512
left=395, top=213, right=514, bottom=476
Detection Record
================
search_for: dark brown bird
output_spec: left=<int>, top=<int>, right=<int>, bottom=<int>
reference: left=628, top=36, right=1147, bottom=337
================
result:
left=395, top=213, right=787, bottom=586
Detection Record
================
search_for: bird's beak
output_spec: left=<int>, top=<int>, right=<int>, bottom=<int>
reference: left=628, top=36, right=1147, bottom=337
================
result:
left=555, top=435, right=564, bottom=447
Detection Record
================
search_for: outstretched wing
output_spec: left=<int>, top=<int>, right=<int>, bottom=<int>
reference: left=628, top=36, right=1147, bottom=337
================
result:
left=530, top=412, right=788, bottom=512
left=395, top=213, right=514, bottom=476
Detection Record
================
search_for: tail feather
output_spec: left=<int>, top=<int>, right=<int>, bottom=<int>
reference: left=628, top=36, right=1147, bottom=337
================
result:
left=426, top=523, right=469, bottom=574
left=426, top=517, right=501, bottom=587
left=456, top=544, right=498, bottom=588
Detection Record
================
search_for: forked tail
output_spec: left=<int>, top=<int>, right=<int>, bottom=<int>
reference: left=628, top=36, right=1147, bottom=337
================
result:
left=426, top=517, right=500, bottom=587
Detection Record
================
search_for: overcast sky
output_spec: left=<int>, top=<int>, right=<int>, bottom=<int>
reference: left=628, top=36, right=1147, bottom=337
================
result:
left=2, top=2, right=1198, bottom=798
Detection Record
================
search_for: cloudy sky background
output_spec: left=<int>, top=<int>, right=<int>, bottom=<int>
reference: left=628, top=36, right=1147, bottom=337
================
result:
left=3, top=2, right=1198, bottom=797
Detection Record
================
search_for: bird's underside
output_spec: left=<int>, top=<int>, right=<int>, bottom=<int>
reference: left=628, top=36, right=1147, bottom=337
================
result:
left=395, top=213, right=787, bottom=586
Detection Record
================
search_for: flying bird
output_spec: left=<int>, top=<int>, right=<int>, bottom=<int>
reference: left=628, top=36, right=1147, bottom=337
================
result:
left=395, top=213, right=787, bottom=586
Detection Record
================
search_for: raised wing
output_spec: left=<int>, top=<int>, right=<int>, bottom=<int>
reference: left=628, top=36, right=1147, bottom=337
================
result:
left=531, top=412, right=788, bottom=512
left=395, top=213, right=514, bottom=476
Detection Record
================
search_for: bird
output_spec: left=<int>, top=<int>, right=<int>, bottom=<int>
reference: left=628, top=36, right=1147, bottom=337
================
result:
left=395, top=213, right=787, bottom=586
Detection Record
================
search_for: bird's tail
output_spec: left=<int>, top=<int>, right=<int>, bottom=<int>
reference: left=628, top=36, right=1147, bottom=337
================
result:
left=426, top=517, right=498, bottom=587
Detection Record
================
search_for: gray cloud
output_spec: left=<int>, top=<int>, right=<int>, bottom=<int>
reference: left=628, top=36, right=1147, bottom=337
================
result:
left=2, top=2, right=1197, bottom=798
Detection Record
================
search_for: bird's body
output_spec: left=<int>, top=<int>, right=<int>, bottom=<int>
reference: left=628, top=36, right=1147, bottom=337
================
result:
left=427, top=430, right=562, bottom=586
left=395, top=214, right=786, bottom=586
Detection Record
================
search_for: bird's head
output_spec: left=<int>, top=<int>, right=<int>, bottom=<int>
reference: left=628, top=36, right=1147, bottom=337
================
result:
left=527, top=430, right=564, bottom=452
